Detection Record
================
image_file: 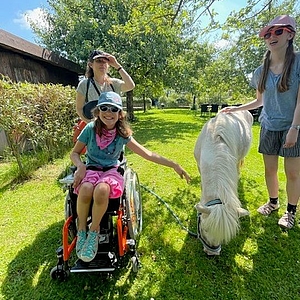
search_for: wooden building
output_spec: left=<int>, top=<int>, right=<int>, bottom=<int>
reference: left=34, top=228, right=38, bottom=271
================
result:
left=0, top=29, right=84, bottom=85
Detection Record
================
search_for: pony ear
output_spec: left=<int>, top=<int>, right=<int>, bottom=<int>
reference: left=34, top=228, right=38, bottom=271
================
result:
left=195, top=203, right=211, bottom=215
left=237, top=207, right=249, bottom=218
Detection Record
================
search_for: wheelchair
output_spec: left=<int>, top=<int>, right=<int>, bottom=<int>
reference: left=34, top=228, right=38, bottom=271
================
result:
left=50, top=155, right=142, bottom=281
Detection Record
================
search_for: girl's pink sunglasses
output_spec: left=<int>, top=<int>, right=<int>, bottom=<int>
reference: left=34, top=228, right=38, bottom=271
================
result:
left=264, top=27, right=292, bottom=40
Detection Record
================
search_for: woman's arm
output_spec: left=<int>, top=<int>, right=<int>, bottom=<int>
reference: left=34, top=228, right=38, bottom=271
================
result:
left=104, top=53, right=135, bottom=92
left=126, top=138, right=190, bottom=183
left=118, top=68, right=135, bottom=92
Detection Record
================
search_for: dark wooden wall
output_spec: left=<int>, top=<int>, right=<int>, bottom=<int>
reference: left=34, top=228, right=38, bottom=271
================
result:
left=0, top=29, right=84, bottom=86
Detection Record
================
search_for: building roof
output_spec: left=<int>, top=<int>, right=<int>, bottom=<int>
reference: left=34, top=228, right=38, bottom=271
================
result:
left=0, top=29, right=83, bottom=74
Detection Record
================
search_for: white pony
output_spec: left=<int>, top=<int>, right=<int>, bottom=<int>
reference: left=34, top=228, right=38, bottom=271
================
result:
left=194, top=110, right=253, bottom=255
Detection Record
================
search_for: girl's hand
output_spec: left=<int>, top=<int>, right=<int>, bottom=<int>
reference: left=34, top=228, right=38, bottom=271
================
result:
left=72, top=165, right=86, bottom=188
left=174, top=165, right=191, bottom=183
left=283, top=128, right=299, bottom=148
left=221, top=106, right=238, bottom=113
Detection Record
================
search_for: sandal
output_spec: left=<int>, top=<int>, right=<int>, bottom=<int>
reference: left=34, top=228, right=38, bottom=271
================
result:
left=278, top=211, right=295, bottom=229
left=257, top=201, right=279, bottom=216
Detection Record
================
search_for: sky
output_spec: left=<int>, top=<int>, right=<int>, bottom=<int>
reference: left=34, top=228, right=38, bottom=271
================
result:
left=0, top=0, right=249, bottom=46
left=0, top=1, right=49, bottom=44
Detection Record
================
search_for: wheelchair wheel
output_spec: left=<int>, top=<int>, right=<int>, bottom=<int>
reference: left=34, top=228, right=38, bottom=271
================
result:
left=50, top=265, right=70, bottom=281
left=131, top=255, right=140, bottom=273
left=124, top=168, right=142, bottom=240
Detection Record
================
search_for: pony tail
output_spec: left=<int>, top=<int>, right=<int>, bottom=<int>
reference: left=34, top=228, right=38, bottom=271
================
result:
left=278, top=41, right=295, bottom=93
left=258, top=50, right=271, bottom=93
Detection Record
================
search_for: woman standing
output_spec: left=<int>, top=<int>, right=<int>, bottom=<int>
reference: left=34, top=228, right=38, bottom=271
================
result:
left=76, top=50, right=135, bottom=123
left=223, top=15, right=300, bottom=229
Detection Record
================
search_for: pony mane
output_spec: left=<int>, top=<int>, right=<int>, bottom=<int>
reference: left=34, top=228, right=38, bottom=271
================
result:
left=195, top=111, right=253, bottom=246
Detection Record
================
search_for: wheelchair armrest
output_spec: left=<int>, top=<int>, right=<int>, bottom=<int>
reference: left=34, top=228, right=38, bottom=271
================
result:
left=59, top=173, right=74, bottom=185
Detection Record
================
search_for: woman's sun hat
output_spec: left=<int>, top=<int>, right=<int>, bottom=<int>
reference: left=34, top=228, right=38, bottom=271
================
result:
left=259, top=15, right=296, bottom=38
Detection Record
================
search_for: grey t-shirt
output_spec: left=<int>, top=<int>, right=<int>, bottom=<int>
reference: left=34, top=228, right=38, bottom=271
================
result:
left=76, top=77, right=124, bottom=102
left=250, top=52, right=300, bottom=131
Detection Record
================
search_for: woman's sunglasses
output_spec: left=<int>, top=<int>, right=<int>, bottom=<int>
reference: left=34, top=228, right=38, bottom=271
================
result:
left=264, top=27, right=292, bottom=40
left=99, top=105, right=120, bottom=113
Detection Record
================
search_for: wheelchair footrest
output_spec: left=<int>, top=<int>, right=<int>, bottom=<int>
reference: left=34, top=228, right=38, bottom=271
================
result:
left=71, top=252, right=117, bottom=273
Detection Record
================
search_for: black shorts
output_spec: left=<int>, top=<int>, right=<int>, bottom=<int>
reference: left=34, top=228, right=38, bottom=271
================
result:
left=258, top=127, right=300, bottom=157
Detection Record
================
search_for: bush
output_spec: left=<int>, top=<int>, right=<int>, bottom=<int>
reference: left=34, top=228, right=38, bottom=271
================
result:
left=0, top=76, right=77, bottom=178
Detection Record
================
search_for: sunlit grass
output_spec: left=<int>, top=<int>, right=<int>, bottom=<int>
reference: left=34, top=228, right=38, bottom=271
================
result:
left=1, top=108, right=299, bottom=300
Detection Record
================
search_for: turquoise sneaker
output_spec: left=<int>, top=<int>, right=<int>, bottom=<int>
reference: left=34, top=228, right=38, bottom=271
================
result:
left=80, top=231, right=99, bottom=262
left=76, top=230, right=86, bottom=258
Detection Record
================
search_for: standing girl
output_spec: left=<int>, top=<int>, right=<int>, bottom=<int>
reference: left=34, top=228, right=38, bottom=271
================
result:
left=71, top=91, right=191, bottom=262
left=223, top=15, right=300, bottom=229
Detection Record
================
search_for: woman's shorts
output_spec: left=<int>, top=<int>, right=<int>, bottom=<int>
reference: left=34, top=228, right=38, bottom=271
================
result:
left=258, top=127, right=300, bottom=157
left=74, top=168, right=124, bottom=198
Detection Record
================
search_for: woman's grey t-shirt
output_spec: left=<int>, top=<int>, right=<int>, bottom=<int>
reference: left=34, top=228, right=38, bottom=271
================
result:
left=250, top=52, right=300, bottom=131
left=77, top=77, right=124, bottom=101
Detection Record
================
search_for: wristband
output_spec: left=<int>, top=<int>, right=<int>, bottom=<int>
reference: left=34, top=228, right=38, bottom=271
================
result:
left=290, top=125, right=300, bottom=130
left=117, top=66, right=123, bottom=71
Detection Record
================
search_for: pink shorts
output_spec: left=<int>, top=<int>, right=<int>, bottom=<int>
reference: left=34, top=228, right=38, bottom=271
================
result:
left=74, top=168, right=124, bottom=198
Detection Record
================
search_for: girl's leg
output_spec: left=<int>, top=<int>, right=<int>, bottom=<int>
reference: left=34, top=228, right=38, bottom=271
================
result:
left=263, top=154, right=279, bottom=198
left=284, top=157, right=300, bottom=206
left=80, top=182, right=110, bottom=262
left=76, top=182, right=94, bottom=257
left=90, top=182, right=110, bottom=232
left=76, top=182, right=94, bottom=231
left=257, top=154, right=279, bottom=215
left=278, top=157, right=300, bottom=229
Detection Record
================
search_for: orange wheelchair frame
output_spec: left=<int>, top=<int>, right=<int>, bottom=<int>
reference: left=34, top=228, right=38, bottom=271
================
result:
left=50, top=166, right=142, bottom=281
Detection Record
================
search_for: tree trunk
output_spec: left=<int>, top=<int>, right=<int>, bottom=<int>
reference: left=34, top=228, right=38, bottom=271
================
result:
left=126, top=90, right=135, bottom=122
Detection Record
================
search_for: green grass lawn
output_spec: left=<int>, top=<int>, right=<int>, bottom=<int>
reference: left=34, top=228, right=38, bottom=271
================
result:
left=1, top=108, right=299, bottom=300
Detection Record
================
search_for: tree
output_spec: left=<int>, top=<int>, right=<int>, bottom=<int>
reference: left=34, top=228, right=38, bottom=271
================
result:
left=194, top=0, right=299, bottom=104
left=29, top=0, right=299, bottom=112
left=30, top=0, right=205, bottom=119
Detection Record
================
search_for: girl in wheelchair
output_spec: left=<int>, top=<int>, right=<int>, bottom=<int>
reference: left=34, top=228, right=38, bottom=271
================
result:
left=71, top=91, right=190, bottom=263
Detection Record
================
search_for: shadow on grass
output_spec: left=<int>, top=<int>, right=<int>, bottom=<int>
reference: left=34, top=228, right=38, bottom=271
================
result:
left=134, top=174, right=300, bottom=299
left=2, top=178, right=299, bottom=299
left=1, top=220, right=139, bottom=300
left=130, top=185, right=251, bottom=299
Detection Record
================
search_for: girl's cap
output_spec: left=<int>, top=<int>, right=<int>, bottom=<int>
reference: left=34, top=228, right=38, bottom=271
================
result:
left=259, top=15, right=296, bottom=38
left=97, top=92, right=123, bottom=110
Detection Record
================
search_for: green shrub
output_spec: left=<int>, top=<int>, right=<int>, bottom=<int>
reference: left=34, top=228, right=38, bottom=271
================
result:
left=0, top=75, right=77, bottom=178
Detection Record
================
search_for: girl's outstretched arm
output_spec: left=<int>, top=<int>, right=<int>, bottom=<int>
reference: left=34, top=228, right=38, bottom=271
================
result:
left=127, top=138, right=190, bottom=183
